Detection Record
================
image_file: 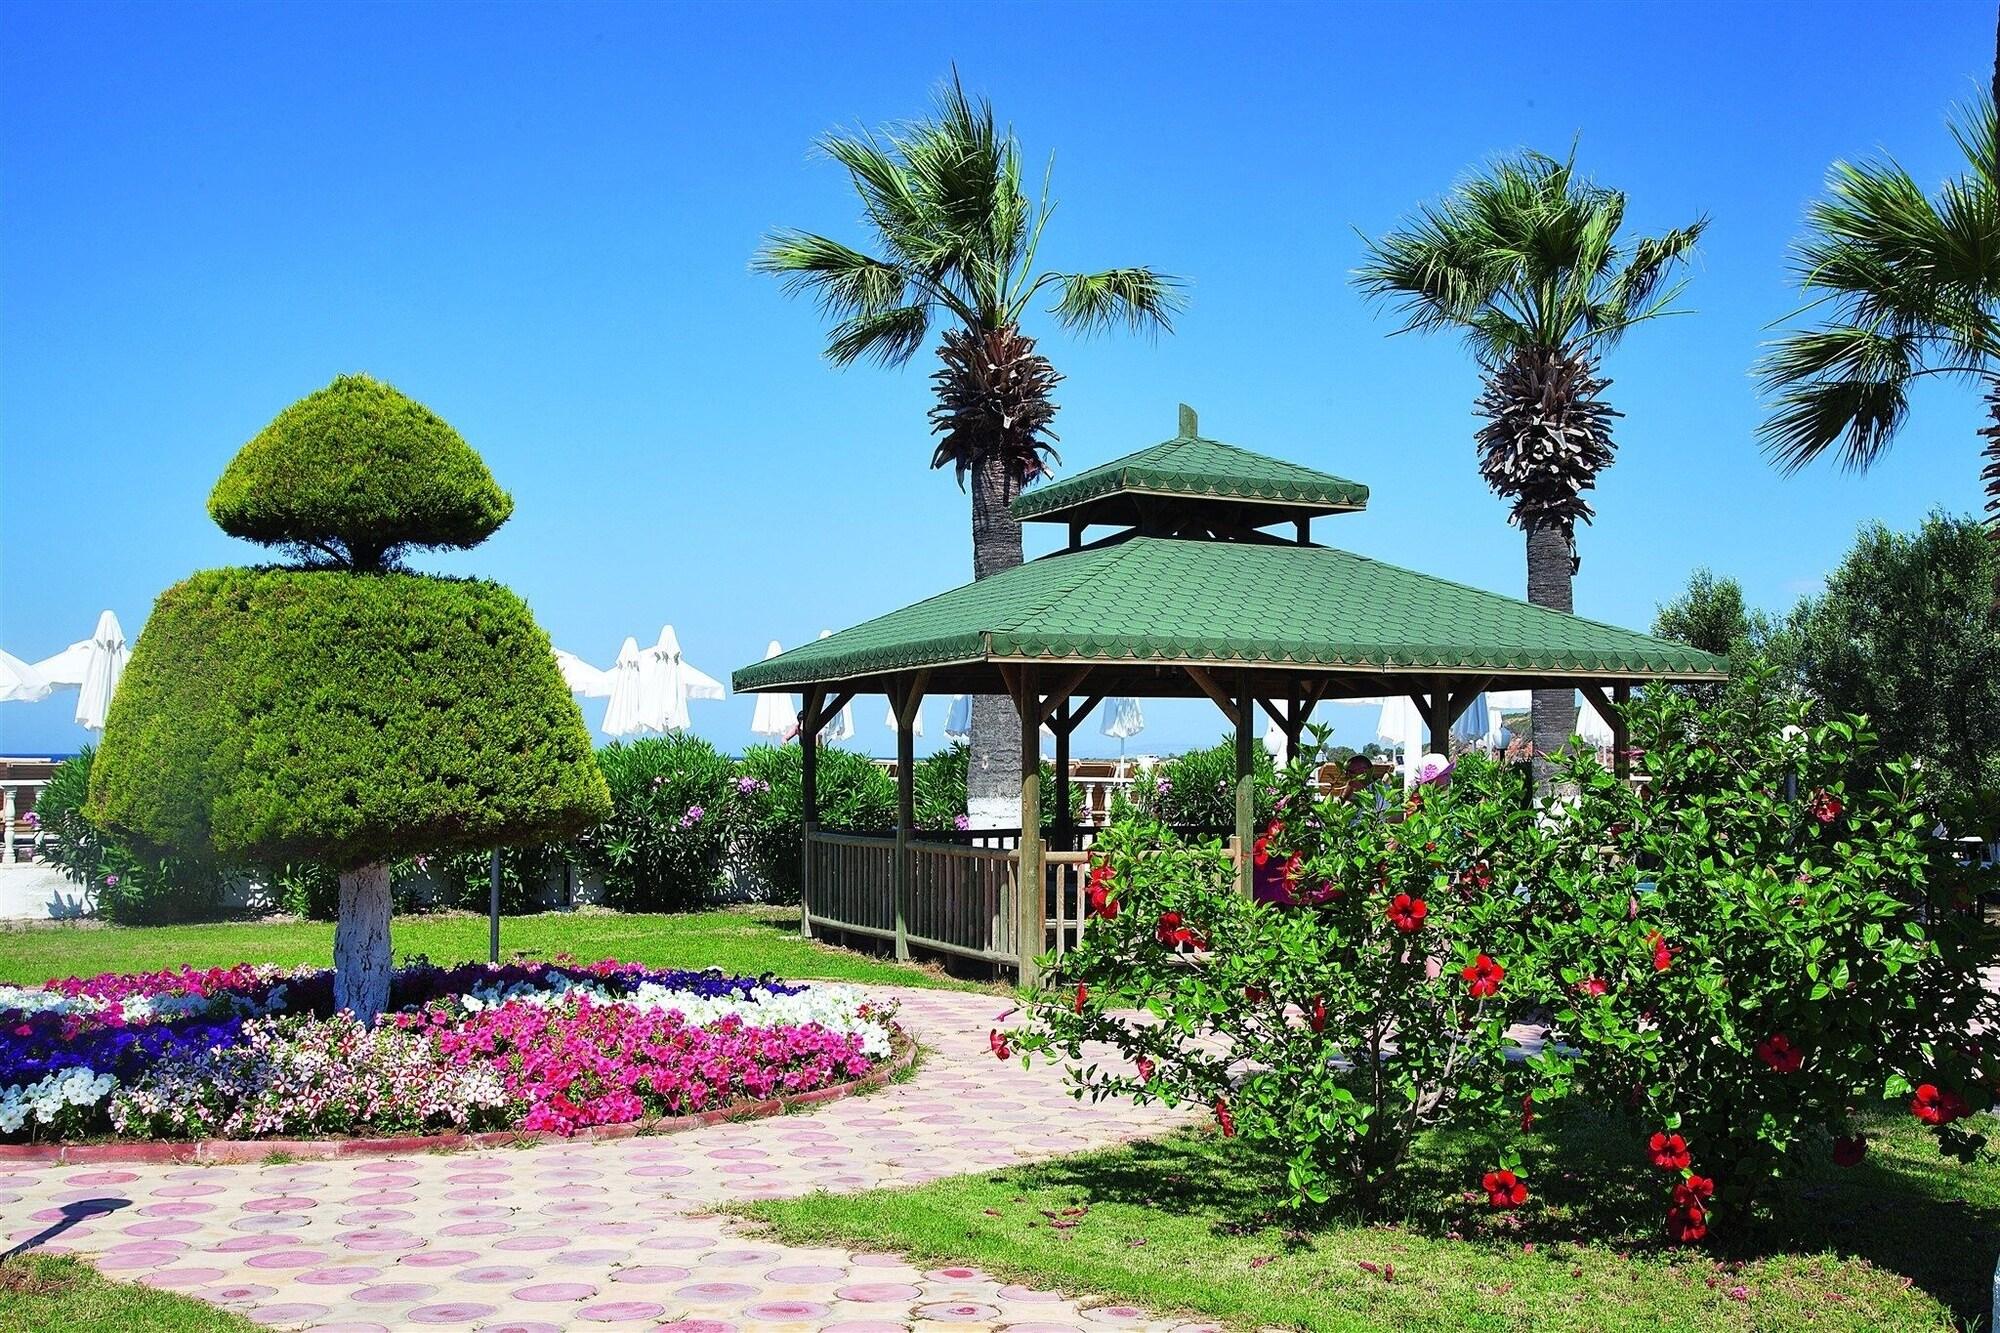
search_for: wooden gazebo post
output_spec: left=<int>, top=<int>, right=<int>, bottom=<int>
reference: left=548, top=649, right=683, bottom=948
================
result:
left=890, top=674, right=926, bottom=961
left=1013, top=665, right=1045, bottom=988
left=798, top=686, right=825, bottom=940
left=1233, top=671, right=1255, bottom=897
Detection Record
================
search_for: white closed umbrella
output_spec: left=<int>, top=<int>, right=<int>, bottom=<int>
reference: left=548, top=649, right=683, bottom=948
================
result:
left=553, top=648, right=612, bottom=698
left=601, top=637, right=647, bottom=738
left=945, top=695, right=971, bottom=740
left=883, top=698, right=924, bottom=737
left=750, top=641, right=797, bottom=740
left=1452, top=693, right=1491, bottom=747
left=0, top=650, right=50, bottom=704
left=35, top=611, right=128, bottom=731
left=1099, top=697, right=1144, bottom=755
left=816, top=631, right=854, bottom=741
left=638, top=625, right=723, bottom=733
left=1576, top=693, right=1616, bottom=747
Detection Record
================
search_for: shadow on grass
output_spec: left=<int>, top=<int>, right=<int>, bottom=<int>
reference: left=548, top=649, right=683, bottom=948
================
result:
left=991, top=1106, right=2000, bottom=1326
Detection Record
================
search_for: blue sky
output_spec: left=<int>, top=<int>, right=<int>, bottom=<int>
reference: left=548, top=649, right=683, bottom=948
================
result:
left=2, top=0, right=1993, bottom=759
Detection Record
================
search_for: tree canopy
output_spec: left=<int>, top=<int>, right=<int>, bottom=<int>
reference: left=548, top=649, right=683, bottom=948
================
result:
left=209, top=373, right=513, bottom=570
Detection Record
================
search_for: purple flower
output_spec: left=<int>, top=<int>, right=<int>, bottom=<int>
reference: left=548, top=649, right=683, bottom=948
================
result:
left=103, top=874, right=120, bottom=888
left=20, top=811, right=37, bottom=828
left=679, top=805, right=705, bottom=829
left=953, top=814, right=970, bottom=832
left=735, top=776, right=770, bottom=796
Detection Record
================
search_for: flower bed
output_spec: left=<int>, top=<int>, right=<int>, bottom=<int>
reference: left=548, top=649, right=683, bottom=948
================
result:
left=1, top=960, right=894, bottom=1144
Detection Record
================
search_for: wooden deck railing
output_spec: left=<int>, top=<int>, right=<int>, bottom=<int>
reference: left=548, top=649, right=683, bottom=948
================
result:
left=803, top=828, right=1236, bottom=976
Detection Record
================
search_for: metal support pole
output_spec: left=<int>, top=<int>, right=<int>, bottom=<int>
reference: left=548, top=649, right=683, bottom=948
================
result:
left=800, top=687, right=824, bottom=940
left=488, top=849, right=501, bottom=965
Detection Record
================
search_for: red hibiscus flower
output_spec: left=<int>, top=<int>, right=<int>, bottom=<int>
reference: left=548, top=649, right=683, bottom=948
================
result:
left=1648, top=1131, right=1691, bottom=1171
left=1281, top=854, right=1304, bottom=888
left=1647, top=931, right=1674, bottom=972
left=1136, top=1056, right=1155, bottom=1082
left=1155, top=911, right=1205, bottom=950
left=989, top=1029, right=1011, bottom=1061
left=1912, top=1083, right=1970, bottom=1125
left=1520, top=1093, right=1536, bottom=1132
left=1831, top=1135, right=1867, bottom=1167
left=1253, top=819, right=1284, bottom=868
left=1214, top=1098, right=1236, bottom=1137
left=1457, top=859, right=1493, bottom=891
left=1085, top=863, right=1119, bottom=919
left=1073, top=984, right=1089, bottom=1014
left=1386, top=893, right=1429, bottom=934
left=1309, top=996, right=1328, bottom=1033
left=1244, top=984, right=1271, bottom=1004
left=1665, top=1175, right=1714, bottom=1244
left=1462, top=954, right=1505, bottom=999
left=1755, top=1033, right=1804, bottom=1073
left=1481, top=1168, right=1528, bottom=1209
left=1809, top=789, right=1843, bottom=823
left=1578, top=977, right=1609, bottom=998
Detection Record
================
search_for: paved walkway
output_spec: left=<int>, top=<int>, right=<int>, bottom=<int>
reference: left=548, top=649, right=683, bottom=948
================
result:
left=2, top=987, right=1213, bottom=1332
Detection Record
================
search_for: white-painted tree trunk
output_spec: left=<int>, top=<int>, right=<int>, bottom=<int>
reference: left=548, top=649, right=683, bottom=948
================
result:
left=334, top=862, right=393, bottom=1023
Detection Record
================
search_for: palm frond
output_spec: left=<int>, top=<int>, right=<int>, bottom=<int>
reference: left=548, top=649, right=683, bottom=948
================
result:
left=1047, top=269, right=1184, bottom=335
left=824, top=304, right=932, bottom=368
left=751, top=231, right=911, bottom=318
left=1756, top=325, right=1916, bottom=471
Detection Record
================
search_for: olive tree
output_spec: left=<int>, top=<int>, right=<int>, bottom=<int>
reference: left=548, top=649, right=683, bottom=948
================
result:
left=89, top=374, right=609, bottom=1020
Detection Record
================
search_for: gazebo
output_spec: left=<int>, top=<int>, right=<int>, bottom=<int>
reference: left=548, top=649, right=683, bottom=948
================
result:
left=733, top=406, right=1726, bottom=985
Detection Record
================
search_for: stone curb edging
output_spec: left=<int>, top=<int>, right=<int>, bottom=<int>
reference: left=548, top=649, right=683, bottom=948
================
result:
left=0, top=1027, right=916, bottom=1166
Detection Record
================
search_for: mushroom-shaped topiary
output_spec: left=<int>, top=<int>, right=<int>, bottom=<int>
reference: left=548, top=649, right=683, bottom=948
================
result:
left=208, top=373, right=514, bottom=570
left=91, top=376, right=608, bottom=1021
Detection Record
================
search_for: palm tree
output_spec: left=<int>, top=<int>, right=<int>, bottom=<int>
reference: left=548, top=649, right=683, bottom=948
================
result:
left=1353, top=150, right=1705, bottom=782
left=755, top=76, right=1180, bottom=823
left=1756, top=92, right=1999, bottom=613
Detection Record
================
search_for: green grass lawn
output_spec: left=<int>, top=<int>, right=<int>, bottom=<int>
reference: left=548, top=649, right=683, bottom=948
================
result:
left=0, top=905, right=990, bottom=990
left=0, top=1255, right=253, bottom=1332
left=743, top=1105, right=1993, bottom=1332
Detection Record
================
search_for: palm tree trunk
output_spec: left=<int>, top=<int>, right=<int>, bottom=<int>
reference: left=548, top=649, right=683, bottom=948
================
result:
left=1525, top=523, right=1579, bottom=789
left=967, top=451, right=1025, bottom=827
left=334, top=862, right=393, bottom=1023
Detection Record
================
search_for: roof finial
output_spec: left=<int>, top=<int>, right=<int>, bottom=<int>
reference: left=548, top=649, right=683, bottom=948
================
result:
left=1178, top=403, right=1198, bottom=438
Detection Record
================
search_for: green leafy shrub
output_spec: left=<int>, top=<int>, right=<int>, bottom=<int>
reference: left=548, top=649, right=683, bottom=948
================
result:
left=89, top=568, right=607, bottom=869
left=576, top=736, right=734, bottom=912
left=34, top=748, right=226, bottom=924
left=1127, top=734, right=1276, bottom=831
left=1013, top=740, right=1543, bottom=1215
left=208, top=373, right=513, bottom=570
left=731, top=744, right=895, bottom=904
left=1529, top=670, right=1998, bottom=1243
left=912, top=740, right=1077, bottom=832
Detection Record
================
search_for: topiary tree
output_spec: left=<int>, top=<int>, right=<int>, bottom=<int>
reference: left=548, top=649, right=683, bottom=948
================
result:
left=89, top=374, right=609, bottom=1020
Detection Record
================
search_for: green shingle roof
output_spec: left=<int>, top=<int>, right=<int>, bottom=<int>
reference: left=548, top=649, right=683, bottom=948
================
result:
left=1010, top=406, right=1369, bottom=524
left=732, top=535, right=1726, bottom=691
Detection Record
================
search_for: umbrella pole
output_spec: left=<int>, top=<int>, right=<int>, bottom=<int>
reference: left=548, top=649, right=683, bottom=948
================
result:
left=488, top=850, right=501, bottom=965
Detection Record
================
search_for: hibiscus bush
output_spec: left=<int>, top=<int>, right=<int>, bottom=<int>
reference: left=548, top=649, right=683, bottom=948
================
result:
left=1010, top=740, right=1548, bottom=1215
left=1528, top=672, right=1999, bottom=1243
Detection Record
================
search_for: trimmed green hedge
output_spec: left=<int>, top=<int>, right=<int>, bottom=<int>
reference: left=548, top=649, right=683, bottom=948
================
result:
left=89, top=568, right=610, bottom=870
left=208, top=374, right=512, bottom=569
left=732, top=744, right=895, bottom=905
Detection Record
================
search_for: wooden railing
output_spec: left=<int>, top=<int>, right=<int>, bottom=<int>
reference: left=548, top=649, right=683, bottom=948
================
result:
left=804, top=827, right=1236, bottom=976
